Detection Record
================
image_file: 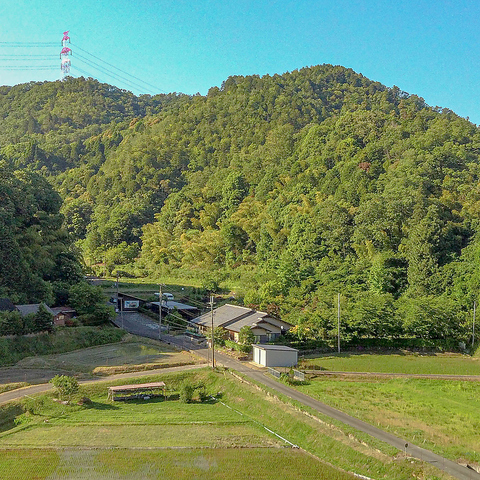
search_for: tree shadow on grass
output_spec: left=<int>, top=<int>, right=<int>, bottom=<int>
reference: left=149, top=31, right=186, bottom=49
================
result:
left=0, top=404, right=23, bottom=433
left=85, top=401, right=119, bottom=410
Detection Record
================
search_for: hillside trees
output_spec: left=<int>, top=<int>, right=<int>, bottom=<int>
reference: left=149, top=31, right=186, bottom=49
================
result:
left=2, top=67, right=480, bottom=343
left=0, top=162, right=81, bottom=303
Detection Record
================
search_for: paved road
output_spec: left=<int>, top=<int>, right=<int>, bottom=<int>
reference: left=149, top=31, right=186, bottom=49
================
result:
left=2, top=311, right=479, bottom=479
left=110, top=312, right=480, bottom=479
left=192, top=348, right=478, bottom=480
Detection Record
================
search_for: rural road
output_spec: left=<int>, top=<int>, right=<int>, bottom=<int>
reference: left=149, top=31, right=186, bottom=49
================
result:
left=1, top=311, right=479, bottom=480
left=0, top=363, right=203, bottom=405
left=191, top=348, right=479, bottom=480
left=120, top=313, right=480, bottom=480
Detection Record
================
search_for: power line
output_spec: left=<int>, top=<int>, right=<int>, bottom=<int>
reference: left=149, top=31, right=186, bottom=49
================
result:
left=0, top=43, right=57, bottom=47
left=74, top=53, right=157, bottom=94
left=0, top=66, right=57, bottom=70
left=0, top=58, right=58, bottom=62
left=72, top=42, right=165, bottom=94
left=0, top=55, right=57, bottom=58
left=73, top=60, right=156, bottom=95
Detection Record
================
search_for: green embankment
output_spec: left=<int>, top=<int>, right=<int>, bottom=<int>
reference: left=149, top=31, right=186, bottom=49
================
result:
left=0, top=369, right=452, bottom=479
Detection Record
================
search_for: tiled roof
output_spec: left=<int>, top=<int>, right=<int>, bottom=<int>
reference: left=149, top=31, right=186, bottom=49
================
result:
left=16, top=303, right=55, bottom=317
left=192, top=304, right=254, bottom=329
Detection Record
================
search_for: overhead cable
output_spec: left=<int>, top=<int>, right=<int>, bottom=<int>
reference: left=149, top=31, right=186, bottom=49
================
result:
left=74, top=53, right=157, bottom=94
left=72, top=42, right=165, bottom=93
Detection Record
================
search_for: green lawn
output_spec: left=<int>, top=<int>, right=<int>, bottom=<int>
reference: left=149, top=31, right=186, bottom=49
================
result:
left=295, top=376, right=480, bottom=465
left=300, top=351, right=480, bottom=375
left=0, top=369, right=453, bottom=479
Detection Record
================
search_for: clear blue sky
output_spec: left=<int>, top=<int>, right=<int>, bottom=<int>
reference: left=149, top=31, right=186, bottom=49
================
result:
left=0, top=0, right=479, bottom=124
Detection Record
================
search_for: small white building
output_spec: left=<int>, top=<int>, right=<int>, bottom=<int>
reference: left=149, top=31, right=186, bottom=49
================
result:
left=252, top=344, right=298, bottom=367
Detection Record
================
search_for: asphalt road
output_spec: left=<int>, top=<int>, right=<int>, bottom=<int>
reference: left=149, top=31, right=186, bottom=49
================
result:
left=112, top=312, right=480, bottom=479
left=2, top=311, right=478, bottom=479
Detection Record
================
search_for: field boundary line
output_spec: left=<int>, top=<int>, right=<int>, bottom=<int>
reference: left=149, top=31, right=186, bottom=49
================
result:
left=306, top=371, right=480, bottom=381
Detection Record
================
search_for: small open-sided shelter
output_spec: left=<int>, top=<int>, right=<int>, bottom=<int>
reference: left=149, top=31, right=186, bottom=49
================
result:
left=107, top=381, right=166, bottom=401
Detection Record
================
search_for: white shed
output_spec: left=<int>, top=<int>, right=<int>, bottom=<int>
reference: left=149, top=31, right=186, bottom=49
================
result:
left=252, top=344, right=298, bottom=367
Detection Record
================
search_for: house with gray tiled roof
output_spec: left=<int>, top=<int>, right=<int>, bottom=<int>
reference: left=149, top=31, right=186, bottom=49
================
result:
left=191, top=304, right=292, bottom=344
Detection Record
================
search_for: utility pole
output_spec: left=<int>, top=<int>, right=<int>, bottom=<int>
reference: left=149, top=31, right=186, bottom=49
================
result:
left=116, top=272, right=123, bottom=330
left=120, top=289, right=124, bottom=330
left=337, top=293, right=341, bottom=354
left=210, top=295, right=215, bottom=369
left=116, top=272, right=119, bottom=312
left=158, top=284, right=165, bottom=341
left=473, top=301, right=476, bottom=348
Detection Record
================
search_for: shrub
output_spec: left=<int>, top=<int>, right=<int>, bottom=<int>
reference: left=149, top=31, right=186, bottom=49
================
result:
left=196, top=382, right=208, bottom=402
left=50, top=375, right=79, bottom=401
left=225, top=339, right=252, bottom=354
left=179, top=381, right=194, bottom=403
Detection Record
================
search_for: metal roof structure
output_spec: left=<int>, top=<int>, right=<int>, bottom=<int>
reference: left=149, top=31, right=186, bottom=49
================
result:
left=192, top=303, right=292, bottom=333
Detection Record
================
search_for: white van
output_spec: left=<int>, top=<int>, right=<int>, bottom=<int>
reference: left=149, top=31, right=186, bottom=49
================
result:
left=154, top=292, right=174, bottom=301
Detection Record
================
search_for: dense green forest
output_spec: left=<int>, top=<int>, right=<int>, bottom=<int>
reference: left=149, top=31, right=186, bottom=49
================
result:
left=0, top=162, right=82, bottom=304
left=2, top=66, right=480, bottom=343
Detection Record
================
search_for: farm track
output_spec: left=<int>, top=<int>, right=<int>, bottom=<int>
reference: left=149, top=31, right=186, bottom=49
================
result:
left=0, top=363, right=204, bottom=405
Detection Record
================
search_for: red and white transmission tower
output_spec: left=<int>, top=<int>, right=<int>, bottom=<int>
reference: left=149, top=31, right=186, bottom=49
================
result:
left=60, top=31, right=71, bottom=79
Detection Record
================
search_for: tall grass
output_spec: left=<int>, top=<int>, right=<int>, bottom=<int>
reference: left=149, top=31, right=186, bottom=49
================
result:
left=0, top=327, right=124, bottom=366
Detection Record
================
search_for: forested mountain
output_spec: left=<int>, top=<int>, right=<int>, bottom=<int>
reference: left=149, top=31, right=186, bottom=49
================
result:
left=0, top=162, right=82, bottom=303
left=2, top=66, right=480, bottom=342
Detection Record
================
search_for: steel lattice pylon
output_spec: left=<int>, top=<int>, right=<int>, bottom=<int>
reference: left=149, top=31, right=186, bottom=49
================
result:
left=60, top=31, right=71, bottom=79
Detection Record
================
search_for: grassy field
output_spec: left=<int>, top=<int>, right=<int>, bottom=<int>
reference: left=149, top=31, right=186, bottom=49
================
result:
left=0, top=448, right=353, bottom=480
left=295, top=375, right=480, bottom=465
left=15, top=338, right=203, bottom=376
left=0, top=327, right=125, bottom=367
left=300, top=351, right=480, bottom=375
left=0, top=369, right=452, bottom=479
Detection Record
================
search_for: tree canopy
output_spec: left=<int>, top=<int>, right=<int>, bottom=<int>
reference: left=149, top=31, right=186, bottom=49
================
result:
left=2, top=66, right=480, bottom=341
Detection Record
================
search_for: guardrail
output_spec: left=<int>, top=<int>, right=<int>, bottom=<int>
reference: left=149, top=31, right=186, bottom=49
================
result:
left=293, top=370, right=305, bottom=381
left=267, top=367, right=281, bottom=378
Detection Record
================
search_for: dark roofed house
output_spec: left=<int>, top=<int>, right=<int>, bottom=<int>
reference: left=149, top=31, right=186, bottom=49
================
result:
left=192, top=304, right=292, bottom=344
left=0, top=298, right=17, bottom=313
left=16, top=303, right=55, bottom=318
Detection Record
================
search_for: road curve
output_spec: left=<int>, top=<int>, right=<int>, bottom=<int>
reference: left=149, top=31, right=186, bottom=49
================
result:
left=188, top=346, right=478, bottom=480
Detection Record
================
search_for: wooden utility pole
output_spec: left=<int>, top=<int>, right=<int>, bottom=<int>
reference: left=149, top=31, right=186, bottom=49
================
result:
left=337, top=293, right=341, bottom=354
left=210, top=295, right=215, bottom=369
left=158, top=284, right=165, bottom=341
left=116, top=272, right=123, bottom=330
left=473, top=301, right=476, bottom=348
